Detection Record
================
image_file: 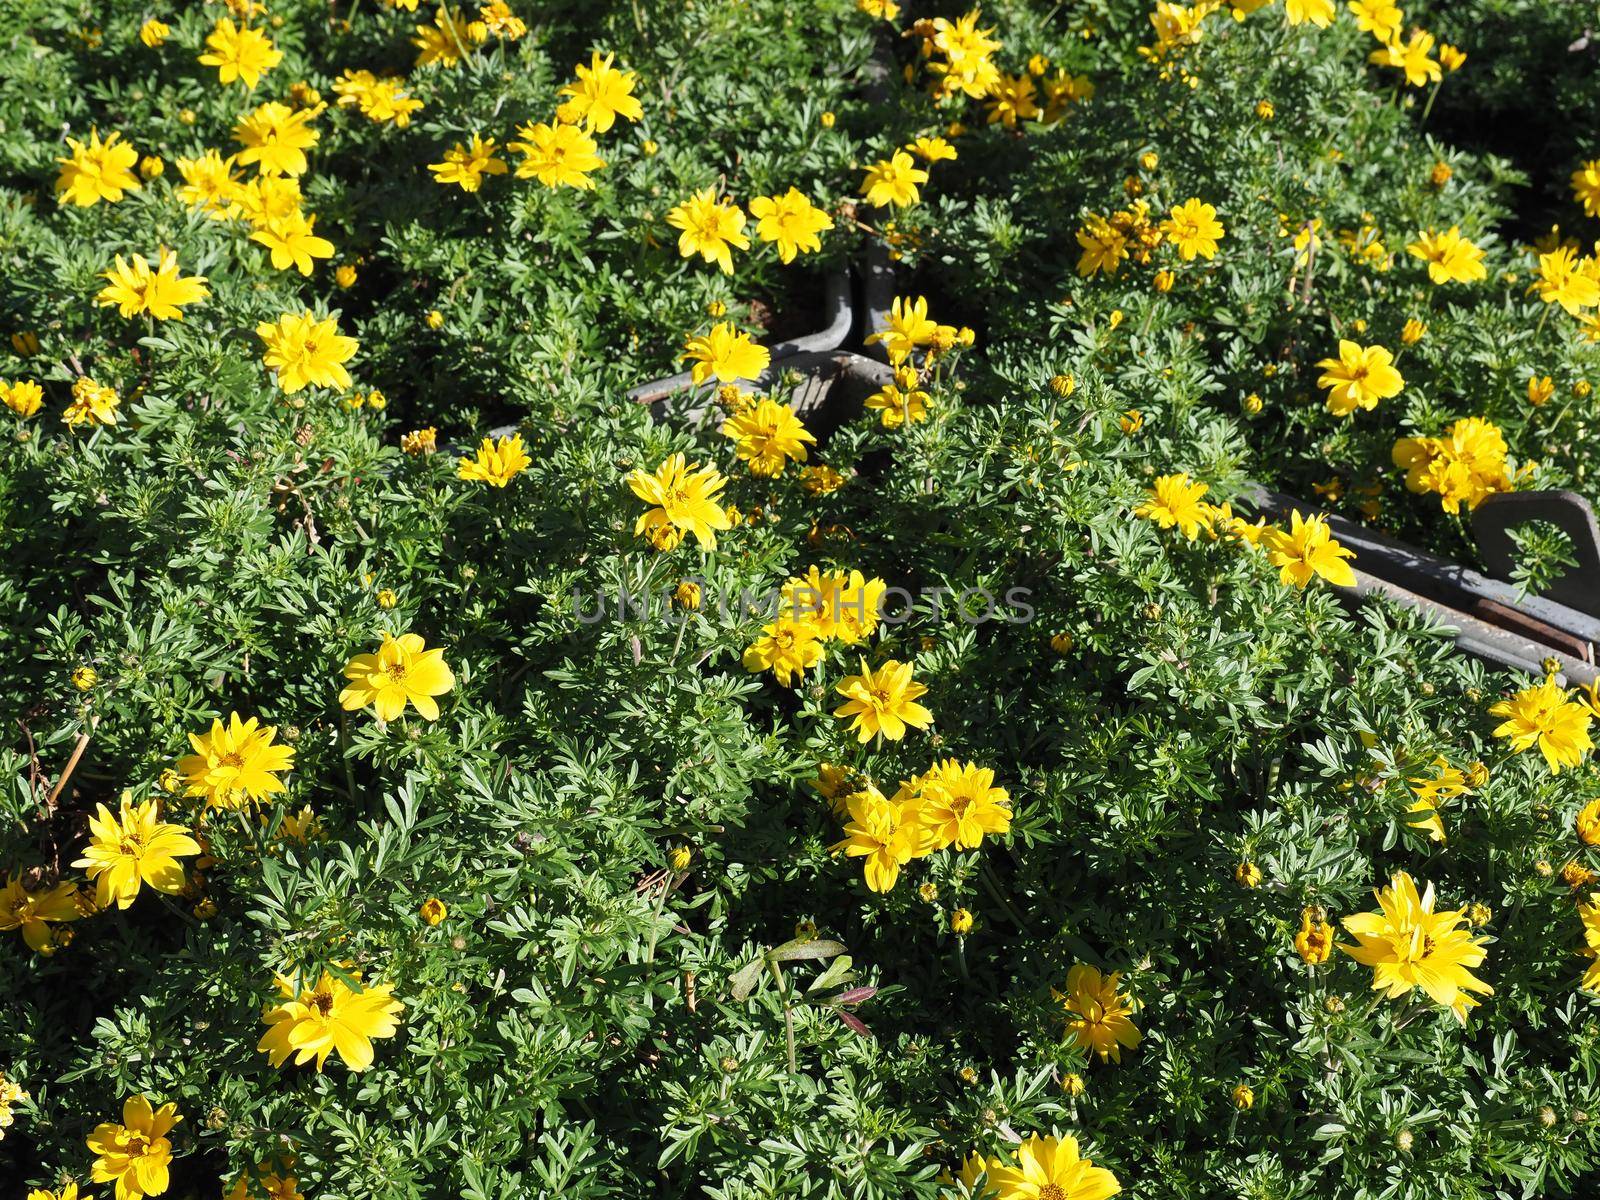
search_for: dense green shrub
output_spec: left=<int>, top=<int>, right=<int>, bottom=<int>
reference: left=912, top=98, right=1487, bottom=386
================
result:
left=5, top=3, right=1600, bottom=1200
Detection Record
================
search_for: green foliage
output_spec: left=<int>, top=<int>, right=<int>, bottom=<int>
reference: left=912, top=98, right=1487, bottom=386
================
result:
left=5, top=3, right=1600, bottom=1200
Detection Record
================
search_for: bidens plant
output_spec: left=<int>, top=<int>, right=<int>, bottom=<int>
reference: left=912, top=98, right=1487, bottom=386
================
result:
left=5, top=2, right=1600, bottom=1199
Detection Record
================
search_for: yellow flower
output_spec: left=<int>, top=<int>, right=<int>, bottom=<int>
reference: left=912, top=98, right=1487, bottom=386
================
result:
left=1348, top=0, right=1402, bottom=42
left=1578, top=893, right=1600, bottom=991
left=1235, top=861, right=1263, bottom=887
left=741, top=616, right=826, bottom=686
left=1118, top=409, right=1143, bottom=435
left=93, top=248, right=209, bottom=322
left=781, top=567, right=885, bottom=643
left=1406, top=227, right=1487, bottom=285
left=1438, top=43, right=1466, bottom=72
left=721, top=399, right=816, bottom=477
left=1255, top=99, right=1275, bottom=120
left=1577, top=800, right=1600, bottom=847
left=1231, top=1083, right=1256, bottom=1110
left=457, top=434, right=531, bottom=487
left=682, top=322, right=771, bottom=386
left=988, top=1134, right=1121, bottom=1200
left=1262, top=510, right=1357, bottom=589
left=56, top=129, right=141, bottom=207
left=335, top=264, right=358, bottom=288
left=916, top=759, right=1010, bottom=850
left=858, top=0, right=901, bottom=19
left=233, top=101, right=323, bottom=177
left=88, top=1095, right=180, bottom=1200
left=986, top=72, right=1041, bottom=128
left=861, top=151, right=929, bottom=208
left=138, top=154, right=163, bottom=180
left=177, top=713, right=295, bottom=809
left=1392, top=417, right=1512, bottom=513
left=63, top=377, right=121, bottom=428
left=1316, top=340, right=1404, bottom=415
left=70, top=664, right=98, bottom=691
left=1527, top=375, right=1556, bottom=407
left=666, top=188, right=750, bottom=274
left=0, top=875, right=81, bottom=952
left=1294, top=908, right=1335, bottom=964
left=1572, top=160, right=1600, bottom=218
left=251, top=210, right=336, bottom=275
left=428, top=134, right=508, bottom=192
left=834, top=657, right=933, bottom=742
left=626, top=453, right=733, bottom=551
left=1056, top=964, right=1140, bottom=1063
left=1401, top=317, right=1427, bottom=344
left=1404, top=757, right=1472, bottom=842
left=950, top=908, right=974, bottom=934
left=1135, top=472, right=1212, bottom=540
left=1339, top=872, right=1493, bottom=1022
left=555, top=51, right=643, bottom=132
left=72, top=798, right=201, bottom=910
left=258, top=969, right=404, bottom=1072
left=257, top=311, right=358, bottom=394
left=908, top=135, right=957, bottom=163
left=413, top=6, right=478, bottom=67
left=800, top=463, right=847, bottom=495
left=3, top=379, right=44, bottom=418
left=425, top=309, right=445, bottom=330
left=174, top=149, right=243, bottom=218
left=1161, top=197, right=1224, bottom=260
left=138, top=18, right=171, bottom=47
left=420, top=898, right=448, bottom=925
left=1369, top=30, right=1443, bottom=87
left=1285, top=0, right=1335, bottom=24
left=1488, top=678, right=1594, bottom=773
left=865, top=295, right=939, bottom=364
left=509, top=121, right=604, bottom=190
left=401, top=427, right=438, bottom=455
left=479, top=0, right=526, bottom=38
left=1530, top=246, right=1600, bottom=315
left=748, top=188, right=835, bottom=264
left=830, top=784, right=935, bottom=893
left=198, top=17, right=283, bottom=88
left=332, top=69, right=426, bottom=127
left=339, top=631, right=455, bottom=721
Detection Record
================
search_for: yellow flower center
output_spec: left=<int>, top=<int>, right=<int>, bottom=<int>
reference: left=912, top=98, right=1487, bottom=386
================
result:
left=383, top=662, right=410, bottom=683
left=220, top=751, right=245, bottom=768
left=1040, top=1186, right=1067, bottom=1200
left=312, top=990, right=335, bottom=1017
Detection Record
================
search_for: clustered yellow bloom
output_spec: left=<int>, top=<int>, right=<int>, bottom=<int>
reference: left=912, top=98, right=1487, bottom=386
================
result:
left=333, top=69, right=425, bottom=126
left=72, top=797, right=202, bottom=911
left=721, top=399, right=817, bottom=477
left=1487, top=677, right=1594, bottom=774
left=1056, top=963, right=1141, bottom=1062
left=177, top=712, right=296, bottom=809
left=1134, top=480, right=1353, bottom=587
left=56, top=129, right=141, bottom=207
left=627, top=453, right=734, bottom=551
left=864, top=295, right=974, bottom=386
left=198, top=17, right=283, bottom=89
left=258, top=968, right=405, bottom=1072
left=257, top=310, right=359, bottom=394
left=830, top=758, right=1009, bottom=892
left=429, top=133, right=508, bottom=192
left=458, top=433, right=531, bottom=487
left=96, top=248, right=209, bottom=321
left=1340, top=872, right=1493, bottom=1022
left=1393, top=417, right=1514, bottom=513
left=742, top=567, right=888, bottom=686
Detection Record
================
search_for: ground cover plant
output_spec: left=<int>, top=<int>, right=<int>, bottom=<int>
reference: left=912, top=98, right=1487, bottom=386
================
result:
left=5, top=2, right=1600, bottom=1200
